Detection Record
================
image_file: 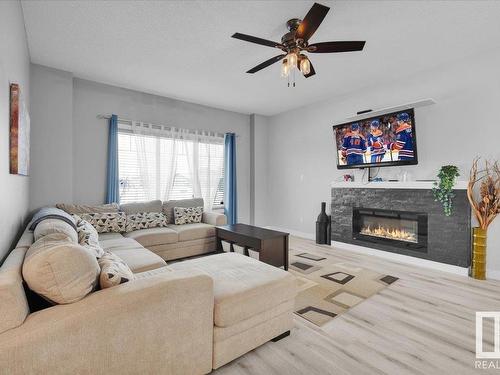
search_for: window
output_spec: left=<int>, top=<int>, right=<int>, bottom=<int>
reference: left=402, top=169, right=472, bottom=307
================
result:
left=118, top=127, right=224, bottom=207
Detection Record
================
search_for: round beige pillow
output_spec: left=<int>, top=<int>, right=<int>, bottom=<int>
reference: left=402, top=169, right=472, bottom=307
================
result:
left=34, top=218, right=78, bottom=243
left=23, top=233, right=100, bottom=304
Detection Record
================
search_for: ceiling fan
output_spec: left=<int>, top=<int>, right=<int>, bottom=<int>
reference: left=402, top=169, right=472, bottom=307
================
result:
left=232, top=2, right=365, bottom=84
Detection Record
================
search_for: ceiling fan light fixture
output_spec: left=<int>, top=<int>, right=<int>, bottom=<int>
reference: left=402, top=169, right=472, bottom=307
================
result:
left=300, top=57, right=311, bottom=75
left=232, top=3, right=366, bottom=84
left=281, top=59, right=290, bottom=77
left=287, top=52, right=298, bottom=69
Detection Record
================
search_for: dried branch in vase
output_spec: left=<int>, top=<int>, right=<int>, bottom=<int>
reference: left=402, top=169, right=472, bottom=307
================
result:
left=467, top=158, right=500, bottom=230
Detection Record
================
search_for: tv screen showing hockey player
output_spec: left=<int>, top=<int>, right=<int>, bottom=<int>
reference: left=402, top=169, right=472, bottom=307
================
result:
left=333, top=108, right=418, bottom=169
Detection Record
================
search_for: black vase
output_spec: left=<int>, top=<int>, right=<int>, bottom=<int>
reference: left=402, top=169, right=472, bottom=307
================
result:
left=316, top=202, right=331, bottom=245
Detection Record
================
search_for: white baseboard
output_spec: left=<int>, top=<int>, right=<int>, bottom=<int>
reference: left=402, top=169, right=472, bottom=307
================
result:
left=266, top=226, right=315, bottom=241
left=487, top=269, right=500, bottom=280
left=266, top=226, right=475, bottom=278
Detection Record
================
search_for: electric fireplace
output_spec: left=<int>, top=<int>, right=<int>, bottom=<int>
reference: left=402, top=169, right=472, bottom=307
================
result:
left=352, top=207, right=428, bottom=252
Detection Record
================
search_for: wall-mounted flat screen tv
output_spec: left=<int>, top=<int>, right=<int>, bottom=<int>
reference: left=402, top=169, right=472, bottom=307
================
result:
left=333, top=108, right=418, bottom=169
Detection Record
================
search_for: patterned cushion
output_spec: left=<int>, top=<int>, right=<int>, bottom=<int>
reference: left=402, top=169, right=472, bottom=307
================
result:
left=98, top=252, right=135, bottom=289
left=163, top=198, right=204, bottom=224
left=125, top=212, right=167, bottom=232
left=79, top=212, right=126, bottom=233
left=174, top=206, right=203, bottom=225
left=73, top=216, right=105, bottom=258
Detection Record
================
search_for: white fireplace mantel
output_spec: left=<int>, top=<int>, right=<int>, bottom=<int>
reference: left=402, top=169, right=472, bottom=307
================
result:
left=331, top=180, right=468, bottom=190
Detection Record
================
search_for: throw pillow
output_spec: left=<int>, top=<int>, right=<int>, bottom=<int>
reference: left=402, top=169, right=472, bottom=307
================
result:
left=22, top=233, right=100, bottom=304
left=79, top=212, right=126, bottom=233
left=98, top=252, right=135, bottom=289
left=33, top=218, right=78, bottom=243
left=173, top=206, right=203, bottom=225
left=74, top=216, right=105, bottom=258
left=125, top=212, right=168, bottom=232
left=163, top=198, right=204, bottom=224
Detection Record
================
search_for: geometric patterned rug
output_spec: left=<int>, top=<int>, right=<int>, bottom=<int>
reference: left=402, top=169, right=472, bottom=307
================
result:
left=289, top=248, right=398, bottom=327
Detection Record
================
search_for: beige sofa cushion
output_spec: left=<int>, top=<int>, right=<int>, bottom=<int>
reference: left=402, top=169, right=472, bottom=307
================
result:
left=16, top=229, right=34, bottom=249
left=56, top=203, right=119, bottom=214
left=134, top=266, right=172, bottom=279
left=23, top=233, right=100, bottom=304
left=123, top=227, right=178, bottom=247
left=163, top=198, right=204, bottom=224
left=100, top=237, right=139, bottom=251
left=110, top=247, right=167, bottom=273
left=202, top=211, right=227, bottom=226
left=120, top=200, right=162, bottom=214
left=33, top=218, right=78, bottom=243
left=167, top=223, right=215, bottom=242
left=0, top=247, right=29, bottom=334
left=98, top=234, right=167, bottom=273
left=170, top=253, right=297, bottom=327
left=98, top=232, right=124, bottom=241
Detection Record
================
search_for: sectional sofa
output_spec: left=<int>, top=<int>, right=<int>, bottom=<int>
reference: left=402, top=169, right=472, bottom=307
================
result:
left=60, top=198, right=227, bottom=262
left=0, top=199, right=297, bottom=374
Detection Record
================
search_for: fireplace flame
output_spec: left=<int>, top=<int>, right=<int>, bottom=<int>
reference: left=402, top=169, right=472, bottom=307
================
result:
left=360, top=225, right=417, bottom=243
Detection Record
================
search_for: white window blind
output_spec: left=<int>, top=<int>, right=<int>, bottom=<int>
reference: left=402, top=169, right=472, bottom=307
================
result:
left=118, top=122, right=225, bottom=208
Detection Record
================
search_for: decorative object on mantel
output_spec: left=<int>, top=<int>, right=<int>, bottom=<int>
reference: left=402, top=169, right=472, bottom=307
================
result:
left=432, top=165, right=460, bottom=216
left=316, top=202, right=331, bottom=245
left=343, top=174, right=354, bottom=182
left=9, top=83, right=30, bottom=176
left=467, top=158, right=500, bottom=280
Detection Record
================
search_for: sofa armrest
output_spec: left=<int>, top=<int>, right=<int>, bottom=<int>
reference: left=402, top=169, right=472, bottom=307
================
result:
left=203, top=211, right=227, bottom=226
left=0, top=270, right=214, bottom=374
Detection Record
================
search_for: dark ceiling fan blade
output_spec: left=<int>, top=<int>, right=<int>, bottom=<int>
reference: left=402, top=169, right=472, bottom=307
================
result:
left=297, top=57, right=316, bottom=78
left=232, top=32, right=283, bottom=49
left=246, top=54, right=286, bottom=74
left=308, top=41, right=366, bottom=53
left=296, top=3, right=330, bottom=42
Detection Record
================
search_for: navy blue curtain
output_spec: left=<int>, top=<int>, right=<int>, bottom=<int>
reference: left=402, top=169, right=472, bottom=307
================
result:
left=106, top=114, right=120, bottom=204
left=224, top=133, right=237, bottom=224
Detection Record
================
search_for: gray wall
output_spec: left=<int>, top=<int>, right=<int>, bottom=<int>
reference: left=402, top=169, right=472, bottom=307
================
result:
left=250, top=114, right=269, bottom=226
left=29, top=69, right=252, bottom=223
left=30, top=65, right=73, bottom=210
left=267, top=50, right=500, bottom=277
left=0, top=1, right=31, bottom=261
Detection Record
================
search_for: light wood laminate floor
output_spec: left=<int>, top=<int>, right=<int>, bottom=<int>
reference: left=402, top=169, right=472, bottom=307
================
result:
left=214, top=236, right=500, bottom=375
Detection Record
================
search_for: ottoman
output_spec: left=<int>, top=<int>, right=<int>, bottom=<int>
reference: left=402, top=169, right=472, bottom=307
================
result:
left=170, top=252, right=297, bottom=369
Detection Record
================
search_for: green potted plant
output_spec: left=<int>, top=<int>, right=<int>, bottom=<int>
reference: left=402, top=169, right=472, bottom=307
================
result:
left=433, top=165, right=460, bottom=216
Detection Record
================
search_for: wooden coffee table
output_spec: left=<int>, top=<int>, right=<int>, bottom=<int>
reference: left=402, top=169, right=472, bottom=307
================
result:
left=215, top=224, right=289, bottom=270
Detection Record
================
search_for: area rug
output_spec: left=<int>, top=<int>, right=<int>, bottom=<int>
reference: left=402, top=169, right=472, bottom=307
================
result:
left=288, top=248, right=398, bottom=327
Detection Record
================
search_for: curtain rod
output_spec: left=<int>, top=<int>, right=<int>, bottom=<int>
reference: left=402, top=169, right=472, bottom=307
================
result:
left=97, top=114, right=238, bottom=138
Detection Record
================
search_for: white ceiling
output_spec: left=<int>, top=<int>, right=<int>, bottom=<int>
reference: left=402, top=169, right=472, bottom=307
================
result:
left=21, top=0, right=500, bottom=116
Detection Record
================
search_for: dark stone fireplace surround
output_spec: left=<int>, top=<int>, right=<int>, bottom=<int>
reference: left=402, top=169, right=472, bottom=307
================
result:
left=331, top=187, right=471, bottom=268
